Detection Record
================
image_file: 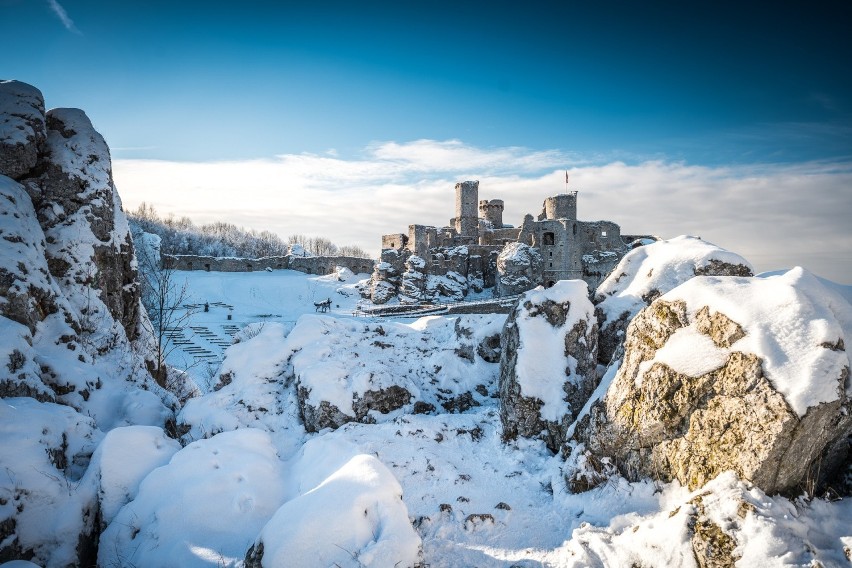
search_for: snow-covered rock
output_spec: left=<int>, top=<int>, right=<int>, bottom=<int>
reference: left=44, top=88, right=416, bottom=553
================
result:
left=370, top=249, right=405, bottom=304
left=0, top=398, right=102, bottom=567
left=286, top=314, right=504, bottom=432
left=499, top=281, right=598, bottom=452
left=246, top=454, right=422, bottom=568
left=0, top=81, right=46, bottom=180
left=98, top=429, right=288, bottom=568
left=496, top=242, right=542, bottom=296
left=594, top=235, right=753, bottom=363
left=177, top=322, right=306, bottom=457
left=572, top=267, right=852, bottom=494
left=88, top=425, right=181, bottom=529
left=399, top=254, right=427, bottom=304
left=559, top=471, right=852, bottom=567
left=26, top=107, right=144, bottom=344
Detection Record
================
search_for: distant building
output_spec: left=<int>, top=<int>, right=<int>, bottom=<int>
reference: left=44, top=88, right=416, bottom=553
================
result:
left=370, top=180, right=651, bottom=304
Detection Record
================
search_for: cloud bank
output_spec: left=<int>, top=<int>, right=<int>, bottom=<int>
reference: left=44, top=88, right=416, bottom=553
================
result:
left=112, top=139, right=852, bottom=283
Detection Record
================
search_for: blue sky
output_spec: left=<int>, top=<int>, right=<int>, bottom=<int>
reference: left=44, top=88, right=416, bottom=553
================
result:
left=4, top=0, right=851, bottom=163
left=2, top=0, right=852, bottom=281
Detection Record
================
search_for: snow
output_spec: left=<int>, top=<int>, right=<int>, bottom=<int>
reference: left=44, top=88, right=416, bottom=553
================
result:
left=0, top=398, right=102, bottom=568
left=284, top=313, right=504, bottom=422
left=256, top=454, right=421, bottom=567
left=596, top=235, right=753, bottom=324
left=659, top=267, right=852, bottom=416
left=0, top=80, right=43, bottom=145
left=638, top=325, right=730, bottom=385
left=98, top=429, right=288, bottom=568
left=513, top=280, right=595, bottom=420
left=88, top=425, right=181, bottom=526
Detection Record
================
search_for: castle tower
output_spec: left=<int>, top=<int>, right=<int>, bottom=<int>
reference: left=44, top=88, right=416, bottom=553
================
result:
left=453, top=180, right=479, bottom=237
left=478, top=199, right=504, bottom=228
left=544, top=191, right=578, bottom=220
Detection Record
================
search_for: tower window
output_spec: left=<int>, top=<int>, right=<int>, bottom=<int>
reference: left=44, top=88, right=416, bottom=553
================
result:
left=543, top=232, right=555, bottom=245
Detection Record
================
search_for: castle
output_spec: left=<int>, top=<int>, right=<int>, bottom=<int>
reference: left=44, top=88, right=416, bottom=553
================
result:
left=370, top=180, right=649, bottom=304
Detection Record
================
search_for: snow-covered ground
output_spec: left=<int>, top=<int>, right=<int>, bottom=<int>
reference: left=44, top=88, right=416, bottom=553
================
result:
left=123, top=266, right=852, bottom=568
left=163, top=267, right=370, bottom=381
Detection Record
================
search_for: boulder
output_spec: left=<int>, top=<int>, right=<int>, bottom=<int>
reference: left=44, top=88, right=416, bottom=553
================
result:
left=0, top=80, right=46, bottom=180
left=594, top=235, right=753, bottom=364
left=499, top=280, right=598, bottom=452
left=571, top=267, right=852, bottom=494
left=496, top=242, right=542, bottom=296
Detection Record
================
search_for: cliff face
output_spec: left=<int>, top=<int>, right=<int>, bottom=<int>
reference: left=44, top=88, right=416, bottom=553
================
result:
left=0, top=80, right=175, bottom=566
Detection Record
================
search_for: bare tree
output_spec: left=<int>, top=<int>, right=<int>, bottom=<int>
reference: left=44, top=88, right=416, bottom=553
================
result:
left=338, top=244, right=371, bottom=258
left=135, top=238, right=197, bottom=387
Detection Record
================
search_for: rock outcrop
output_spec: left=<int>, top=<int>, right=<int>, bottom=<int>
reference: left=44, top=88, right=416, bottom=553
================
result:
left=0, top=80, right=174, bottom=565
left=594, top=236, right=753, bottom=364
left=499, top=280, right=598, bottom=452
left=25, top=107, right=144, bottom=342
left=279, top=314, right=504, bottom=433
left=0, top=81, right=46, bottom=180
left=571, top=268, right=852, bottom=494
left=496, top=242, right=543, bottom=297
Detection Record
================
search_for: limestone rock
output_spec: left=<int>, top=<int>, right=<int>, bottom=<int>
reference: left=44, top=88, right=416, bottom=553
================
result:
left=23, top=107, right=144, bottom=341
left=572, top=268, right=852, bottom=494
left=594, top=235, right=753, bottom=364
left=496, top=242, right=543, bottom=296
left=399, top=254, right=426, bottom=304
left=499, top=280, right=598, bottom=452
left=370, top=248, right=406, bottom=304
left=0, top=80, right=46, bottom=180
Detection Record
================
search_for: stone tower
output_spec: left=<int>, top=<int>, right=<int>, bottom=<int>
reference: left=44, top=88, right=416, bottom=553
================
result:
left=544, top=191, right=578, bottom=220
left=453, top=180, right=479, bottom=238
left=479, top=199, right=504, bottom=228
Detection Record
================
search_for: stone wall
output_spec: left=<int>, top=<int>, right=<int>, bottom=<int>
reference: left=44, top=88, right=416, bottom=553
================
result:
left=163, top=254, right=375, bottom=276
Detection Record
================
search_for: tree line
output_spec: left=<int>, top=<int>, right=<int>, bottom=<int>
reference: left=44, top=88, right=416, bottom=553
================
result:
left=127, top=202, right=371, bottom=259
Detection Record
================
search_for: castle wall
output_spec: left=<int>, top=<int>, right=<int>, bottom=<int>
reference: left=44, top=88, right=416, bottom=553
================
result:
left=382, top=233, right=407, bottom=250
left=478, top=199, right=504, bottom=228
left=533, top=219, right=583, bottom=286
left=164, top=254, right=375, bottom=276
left=543, top=192, right=578, bottom=221
left=408, top=224, right=438, bottom=258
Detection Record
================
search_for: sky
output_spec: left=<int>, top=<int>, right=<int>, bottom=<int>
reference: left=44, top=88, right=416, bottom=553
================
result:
left=2, top=0, right=851, bottom=282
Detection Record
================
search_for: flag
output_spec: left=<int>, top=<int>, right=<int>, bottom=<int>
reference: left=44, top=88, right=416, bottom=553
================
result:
left=565, top=170, right=569, bottom=184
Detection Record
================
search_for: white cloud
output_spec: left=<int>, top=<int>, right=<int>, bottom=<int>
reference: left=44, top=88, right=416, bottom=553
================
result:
left=112, top=140, right=852, bottom=284
left=47, top=0, right=80, bottom=33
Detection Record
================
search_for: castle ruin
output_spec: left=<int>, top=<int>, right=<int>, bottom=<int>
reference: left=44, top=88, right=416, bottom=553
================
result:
left=369, top=180, right=650, bottom=304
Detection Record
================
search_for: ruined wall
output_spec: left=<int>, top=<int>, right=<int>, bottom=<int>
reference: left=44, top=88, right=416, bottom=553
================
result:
left=408, top=224, right=438, bottom=258
left=381, top=233, right=407, bottom=250
left=451, top=180, right=479, bottom=238
left=164, top=254, right=375, bottom=276
left=541, top=192, right=578, bottom=221
left=478, top=199, right=504, bottom=228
